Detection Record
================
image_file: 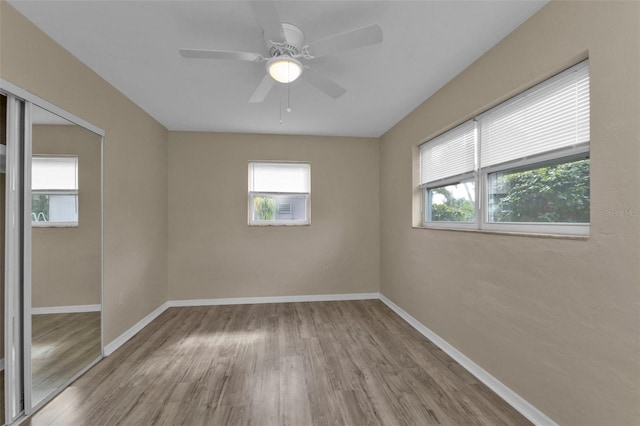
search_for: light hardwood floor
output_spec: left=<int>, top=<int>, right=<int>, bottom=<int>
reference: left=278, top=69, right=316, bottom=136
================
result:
left=31, top=312, right=101, bottom=407
left=0, top=373, right=4, bottom=424
left=24, top=301, right=531, bottom=425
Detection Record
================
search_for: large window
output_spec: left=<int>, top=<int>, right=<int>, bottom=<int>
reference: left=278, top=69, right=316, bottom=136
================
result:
left=420, top=60, right=590, bottom=235
left=32, top=156, right=79, bottom=227
left=248, top=161, right=310, bottom=226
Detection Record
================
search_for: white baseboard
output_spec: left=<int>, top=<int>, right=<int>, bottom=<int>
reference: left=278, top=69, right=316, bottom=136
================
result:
left=32, top=304, right=101, bottom=315
left=168, top=292, right=380, bottom=307
left=103, top=302, right=170, bottom=356
left=104, top=293, right=378, bottom=356
left=378, top=294, right=557, bottom=426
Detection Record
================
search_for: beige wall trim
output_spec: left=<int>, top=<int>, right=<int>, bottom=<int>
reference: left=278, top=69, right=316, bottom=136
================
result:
left=169, top=293, right=381, bottom=307
left=379, top=294, right=557, bottom=426
left=31, top=304, right=101, bottom=315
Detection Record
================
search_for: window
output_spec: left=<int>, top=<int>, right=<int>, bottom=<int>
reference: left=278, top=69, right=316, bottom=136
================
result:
left=32, top=156, right=78, bottom=227
left=421, top=120, right=478, bottom=228
left=248, top=161, right=310, bottom=225
left=420, top=60, right=590, bottom=235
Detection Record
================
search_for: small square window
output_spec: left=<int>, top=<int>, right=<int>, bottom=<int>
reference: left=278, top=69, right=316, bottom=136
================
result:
left=248, top=162, right=310, bottom=226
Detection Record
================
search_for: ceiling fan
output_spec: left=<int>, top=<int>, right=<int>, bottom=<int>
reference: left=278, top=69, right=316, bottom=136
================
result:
left=179, top=0, right=383, bottom=103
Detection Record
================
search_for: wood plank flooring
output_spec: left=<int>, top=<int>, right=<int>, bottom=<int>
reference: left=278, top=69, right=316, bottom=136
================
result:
left=31, top=312, right=101, bottom=407
left=23, top=301, right=531, bottom=425
left=0, top=373, right=4, bottom=423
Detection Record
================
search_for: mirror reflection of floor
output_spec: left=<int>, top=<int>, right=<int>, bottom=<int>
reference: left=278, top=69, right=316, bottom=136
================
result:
left=31, top=312, right=101, bottom=407
left=0, top=373, right=4, bottom=422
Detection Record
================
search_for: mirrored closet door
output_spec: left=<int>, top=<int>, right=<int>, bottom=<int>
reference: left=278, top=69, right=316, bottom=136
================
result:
left=2, top=90, right=26, bottom=424
left=1, top=81, right=104, bottom=424
left=1, top=92, right=9, bottom=425
left=28, top=105, right=103, bottom=409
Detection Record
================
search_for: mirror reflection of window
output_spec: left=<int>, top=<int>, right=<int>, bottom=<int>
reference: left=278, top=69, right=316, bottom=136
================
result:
left=32, top=156, right=79, bottom=226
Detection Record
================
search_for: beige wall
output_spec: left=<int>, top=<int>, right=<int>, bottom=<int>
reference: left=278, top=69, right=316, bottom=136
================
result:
left=380, top=1, right=640, bottom=425
left=31, top=124, right=101, bottom=308
left=0, top=2, right=169, bottom=344
left=168, top=132, right=380, bottom=300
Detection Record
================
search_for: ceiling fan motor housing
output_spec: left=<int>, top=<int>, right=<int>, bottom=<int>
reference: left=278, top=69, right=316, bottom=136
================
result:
left=268, top=23, right=305, bottom=57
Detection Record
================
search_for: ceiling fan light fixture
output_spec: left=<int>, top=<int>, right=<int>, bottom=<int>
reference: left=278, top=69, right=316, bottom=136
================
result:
left=267, top=56, right=302, bottom=83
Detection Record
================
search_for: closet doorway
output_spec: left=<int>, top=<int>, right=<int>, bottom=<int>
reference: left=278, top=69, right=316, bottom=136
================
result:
left=1, top=92, right=7, bottom=425
left=1, top=80, right=104, bottom=425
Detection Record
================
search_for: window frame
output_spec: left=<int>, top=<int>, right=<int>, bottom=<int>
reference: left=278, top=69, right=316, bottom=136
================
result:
left=480, top=145, right=590, bottom=235
left=422, top=172, right=479, bottom=230
left=420, top=60, right=590, bottom=236
left=248, top=161, right=311, bottom=227
left=422, top=145, right=591, bottom=236
left=31, top=154, right=79, bottom=228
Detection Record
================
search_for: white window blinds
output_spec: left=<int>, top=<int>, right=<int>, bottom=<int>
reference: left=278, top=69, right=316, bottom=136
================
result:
left=32, top=156, right=78, bottom=191
left=420, top=120, right=475, bottom=185
left=479, top=60, right=589, bottom=168
left=249, top=162, right=310, bottom=193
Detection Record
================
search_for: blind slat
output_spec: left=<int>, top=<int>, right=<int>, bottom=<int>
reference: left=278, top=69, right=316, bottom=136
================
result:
left=249, top=162, right=310, bottom=193
left=419, top=60, right=589, bottom=185
left=32, top=156, right=78, bottom=191
left=480, top=61, right=589, bottom=167
left=420, top=120, right=475, bottom=185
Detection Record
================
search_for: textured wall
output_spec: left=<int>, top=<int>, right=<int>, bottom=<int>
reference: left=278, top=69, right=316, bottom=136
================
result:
left=0, top=2, right=169, bottom=345
left=380, top=1, right=640, bottom=424
left=168, top=132, right=380, bottom=300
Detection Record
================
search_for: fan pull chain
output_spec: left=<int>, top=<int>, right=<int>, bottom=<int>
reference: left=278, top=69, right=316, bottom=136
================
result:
left=285, top=61, right=292, bottom=113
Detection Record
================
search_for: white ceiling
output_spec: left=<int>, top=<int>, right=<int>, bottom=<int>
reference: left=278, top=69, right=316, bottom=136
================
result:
left=10, top=1, right=547, bottom=138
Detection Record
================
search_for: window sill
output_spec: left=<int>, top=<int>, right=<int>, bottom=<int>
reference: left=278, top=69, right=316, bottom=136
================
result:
left=248, top=223, right=310, bottom=227
left=32, top=222, right=78, bottom=228
left=412, top=226, right=589, bottom=241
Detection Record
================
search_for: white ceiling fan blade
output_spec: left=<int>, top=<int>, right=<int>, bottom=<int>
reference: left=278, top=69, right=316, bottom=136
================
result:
left=306, top=24, right=383, bottom=58
left=301, top=70, right=346, bottom=99
left=249, top=74, right=276, bottom=103
left=250, top=0, right=285, bottom=43
left=179, top=49, right=264, bottom=62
